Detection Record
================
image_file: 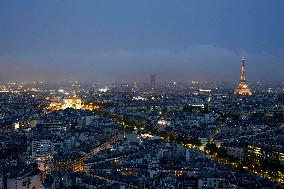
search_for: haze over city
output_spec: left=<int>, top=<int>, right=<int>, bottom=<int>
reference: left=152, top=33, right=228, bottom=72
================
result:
left=1, top=0, right=284, bottom=83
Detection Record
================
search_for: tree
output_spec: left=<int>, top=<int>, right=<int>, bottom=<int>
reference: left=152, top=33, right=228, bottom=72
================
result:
left=205, top=143, right=218, bottom=154
left=183, top=106, right=193, bottom=112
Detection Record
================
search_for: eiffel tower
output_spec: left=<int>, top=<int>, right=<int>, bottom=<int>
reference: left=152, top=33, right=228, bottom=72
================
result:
left=234, top=57, right=252, bottom=95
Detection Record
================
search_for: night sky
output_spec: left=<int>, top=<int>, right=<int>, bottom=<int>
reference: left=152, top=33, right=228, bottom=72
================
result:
left=0, top=0, right=284, bottom=83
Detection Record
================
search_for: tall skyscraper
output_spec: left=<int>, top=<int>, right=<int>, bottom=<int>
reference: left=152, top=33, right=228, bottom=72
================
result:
left=150, top=74, right=156, bottom=89
left=234, top=57, right=252, bottom=95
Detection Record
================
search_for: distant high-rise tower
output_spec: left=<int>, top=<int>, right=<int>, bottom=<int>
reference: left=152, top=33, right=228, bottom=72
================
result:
left=150, top=74, right=156, bottom=89
left=234, top=57, right=252, bottom=95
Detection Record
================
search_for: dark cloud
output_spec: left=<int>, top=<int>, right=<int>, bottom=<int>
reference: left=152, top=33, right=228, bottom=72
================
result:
left=0, top=45, right=283, bottom=83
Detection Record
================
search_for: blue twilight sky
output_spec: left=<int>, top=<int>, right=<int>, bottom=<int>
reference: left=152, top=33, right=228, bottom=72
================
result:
left=0, top=0, right=284, bottom=83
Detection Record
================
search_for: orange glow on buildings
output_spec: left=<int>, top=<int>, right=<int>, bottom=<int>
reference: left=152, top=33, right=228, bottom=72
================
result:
left=47, top=97, right=101, bottom=112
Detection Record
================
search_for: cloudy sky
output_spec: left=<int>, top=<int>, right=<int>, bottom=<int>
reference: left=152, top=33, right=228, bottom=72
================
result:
left=0, top=0, right=284, bottom=83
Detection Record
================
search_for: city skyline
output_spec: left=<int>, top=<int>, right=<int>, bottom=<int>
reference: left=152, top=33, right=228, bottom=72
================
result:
left=1, top=0, right=284, bottom=83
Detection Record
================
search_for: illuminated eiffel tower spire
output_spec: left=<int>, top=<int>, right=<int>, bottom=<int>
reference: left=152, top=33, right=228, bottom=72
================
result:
left=241, top=56, right=246, bottom=82
left=234, top=57, right=252, bottom=95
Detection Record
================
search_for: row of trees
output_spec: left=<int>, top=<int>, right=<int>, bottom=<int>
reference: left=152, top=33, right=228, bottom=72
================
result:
left=205, top=142, right=284, bottom=183
left=93, top=109, right=202, bottom=146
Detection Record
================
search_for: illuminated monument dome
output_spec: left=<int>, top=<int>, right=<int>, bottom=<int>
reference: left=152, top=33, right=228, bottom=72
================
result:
left=234, top=57, right=252, bottom=95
